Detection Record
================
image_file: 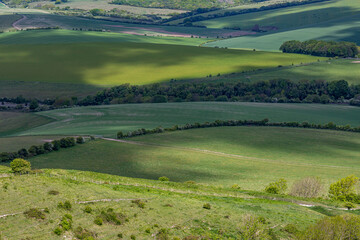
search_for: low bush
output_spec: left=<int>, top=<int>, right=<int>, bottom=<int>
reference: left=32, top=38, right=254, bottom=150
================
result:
left=84, top=206, right=93, bottom=213
left=48, top=190, right=60, bottom=195
left=239, top=214, right=273, bottom=239
left=23, top=208, right=46, bottom=220
left=74, top=226, right=97, bottom=240
left=290, top=177, right=322, bottom=198
left=58, top=200, right=72, bottom=210
left=158, top=176, right=169, bottom=181
left=265, top=178, right=287, bottom=194
left=96, top=208, right=126, bottom=225
left=94, top=217, right=103, bottom=226
left=132, top=200, right=145, bottom=209
left=203, top=203, right=211, bottom=210
left=10, top=158, right=31, bottom=174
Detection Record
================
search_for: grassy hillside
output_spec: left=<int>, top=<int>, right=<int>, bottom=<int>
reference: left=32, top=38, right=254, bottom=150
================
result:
left=217, top=59, right=360, bottom=85
left=196, top=0, right=360, bottom=30
left=26, top=127, right=360, bottom=189
left=0, top=112, right=53, bottom=137
left=0, top=29, right=207, bottom=45
left=1, top=167, right=344, bottom=239
left=0, top=42, right=321, bottom=86
left=0, top=14, right=21, bottom=31
left=17, top=102, right=360, bottom=137
left=204, top=13, right=360, bottom=51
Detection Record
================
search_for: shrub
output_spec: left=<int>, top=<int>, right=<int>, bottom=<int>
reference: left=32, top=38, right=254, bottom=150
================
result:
left=58, top=200, right=72, bottom=210
left=24, top=208, right=46, bottom=220
left=344, top=202, right=356, bottom=210
left=299, top=214, right=360, bottom=239
left=203, top=203, right=211, bottom=210
left=76, top=136, right=85, bottom=144
left=130, top=235, right=136, bottom=240
left=290, top=177, right=323, bottom=198
left=52, top=140, right=61, bottom=151
left=53, top=227, right=63, bottom=235
left=74, top=226, right=96, bottom=240
left=329, top=175, right=359, bottom=201
left=60, top=214, right=72, bottom=231
left=48, top=190, right=59, bottom=195
left=94, top=217, right=103, bottom=226
left=132, top=199, right=145, bottom=209
left=158, top=176, right=169, bottom=182
left=239, top=214, right=272, bottom=239
left=283, top=224, right=299, bottom=234
left=156, top=228, right=169, bottom=240
left=265, top=178, right=287, bottom=194
left=84, top=206, right=93, bottom=213
left=231, top=184, right=241, bottom=190
left=96, top=208, right=126, bottom=225
left=10, top=158, right=31, bottom=174
left=117, top=233, right=123, bottom=238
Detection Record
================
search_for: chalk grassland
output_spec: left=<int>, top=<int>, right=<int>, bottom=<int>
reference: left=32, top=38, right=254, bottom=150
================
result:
left=0, top=168, right=331, bottom=240
left=196, top=0, right=360, bottom=30
left=27, top=127, right=360, bottom=189
left=18, top=102, right=360, bottom=137
left=204, top=13, right=360, bottom=51
left=0, top=29, right=207, bottom=45
left=212, top=59, right=360, bottom=85
left=0, top=42, right=321, bottom=86
left=0, top=112, right=53, bottom=137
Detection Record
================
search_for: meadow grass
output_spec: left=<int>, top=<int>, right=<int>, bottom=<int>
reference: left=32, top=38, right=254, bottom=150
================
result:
left=18, top=102, right=360, bottom=137
left=0, top=42, right=321, bottom=86
left=204, top=13, right=360, bottom=51
left=26, top=127, right=360, bottom=190
left=214, top=59, right=360, bottom=85
left=0, top=167, right=328, bottom=239
left=0, top=112, right=53, bottom=137
left=0, top=14, right=21, bottom=31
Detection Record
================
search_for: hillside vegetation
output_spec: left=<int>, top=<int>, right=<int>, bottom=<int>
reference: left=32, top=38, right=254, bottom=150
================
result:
left=0, top=42, right=321, bottom=86
left=26, top=127, right=360, bottom=189
left=2, top=166, right=352, bottom=239
left=15, top=102, right=360, bottom=137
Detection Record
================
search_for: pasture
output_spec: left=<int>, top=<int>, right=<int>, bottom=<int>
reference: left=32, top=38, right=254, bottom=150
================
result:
left=225, top=59, right=360, bottom=85
left=196, top=0, right=360, bottom=30
left=0, top=135, right=63, bottom=152
left=18, top=102, right=360, bottom=137
left=0, top=167, right=330, bottom=239
left=205, top=13, right=360, bottom=51
left=0, top=14, right=21, bottom=31
left=0, top=42, right=321, bottom=86
left=28, top=127, right=360, bottom=189
left=0, top=112, right=52, bottom=137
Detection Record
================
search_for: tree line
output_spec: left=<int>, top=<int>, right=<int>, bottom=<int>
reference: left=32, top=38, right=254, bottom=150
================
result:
left=0, top=137, right=85, bottom=163
left=117, top=119, right=360, bottom=139
left=280, top=40, right=359, bottom=58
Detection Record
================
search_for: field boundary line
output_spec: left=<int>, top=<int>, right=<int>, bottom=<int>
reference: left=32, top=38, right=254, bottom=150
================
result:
left=76, top=198, right=152, bottom=204
left=12, top=15, right=27, bottom=30
left=101, top=138, right=356, bottom=170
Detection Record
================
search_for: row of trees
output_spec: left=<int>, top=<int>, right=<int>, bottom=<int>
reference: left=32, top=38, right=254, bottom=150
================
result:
left=117, top=119, right=360, bottom=139
left=280, top=40, right=359, bottom=57
left=78, top=79, right=360, bottom=106
left=0, top=137, right=84, bottom=163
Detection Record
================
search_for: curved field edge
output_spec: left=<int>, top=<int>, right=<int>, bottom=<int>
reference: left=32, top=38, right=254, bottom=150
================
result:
left=23, top=126, right=360, bottom=190
left=16, top=102, right=360, bottom=137
left=0, top=42, right=322, bottom=86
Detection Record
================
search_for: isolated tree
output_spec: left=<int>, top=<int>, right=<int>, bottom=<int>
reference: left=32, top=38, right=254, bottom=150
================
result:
left=329, top=175, right=359, bottom=201
left=10, top=158, right=31, bottom=174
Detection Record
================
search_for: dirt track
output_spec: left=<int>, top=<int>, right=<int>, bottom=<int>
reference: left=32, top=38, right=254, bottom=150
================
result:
left=12, top=15, right=27, bottom=30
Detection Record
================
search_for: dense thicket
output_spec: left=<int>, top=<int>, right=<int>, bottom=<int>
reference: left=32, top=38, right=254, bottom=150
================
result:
left=78, top=79, right=360, bottom=106
left=280, top=40, right=359, bottom=57
left=117, top=119, right=360, bottom=139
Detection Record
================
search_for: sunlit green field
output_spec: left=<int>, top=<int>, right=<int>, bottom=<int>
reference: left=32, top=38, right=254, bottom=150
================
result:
left=28, top=127, right=360, bottom=189
left=0, top=42, right=321, bottom=86
left=17, top=102, right=360, bottom=137
left=227, top=59, right=360, bottom=85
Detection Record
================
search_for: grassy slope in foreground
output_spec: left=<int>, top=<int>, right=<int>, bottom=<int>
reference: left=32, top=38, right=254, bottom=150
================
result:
left=19, top=102, right=360, bottom=137
left=0, top=42, right=321, bottom=86
left=0, top=167, right=331, bottom=239
left=27, top=127, right=360, bottom=190
left=221, top=59, right=360, bottom=85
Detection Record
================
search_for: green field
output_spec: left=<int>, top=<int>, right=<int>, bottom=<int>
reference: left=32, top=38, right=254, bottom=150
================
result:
left=0, top=135, right=65, bottom=152
left=219, top=59, right=360, bottom=85
left=0, top=14, right=20, bottom=31
left=204, top=13, right=360, bottom=51
left=196, top=0, right=360, bottom=30
left=0, top=112, right=52, bottom=137
left=0, top=29, right=207, bottom=45
left=0, top=42, right=321, bottom=86
left=1, top=166, right=342, bottom=239
left=27, top=127, right=360, bottom=190
left=16, top=102, right=360, bottom=137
